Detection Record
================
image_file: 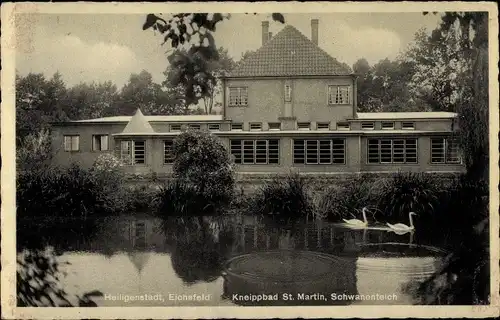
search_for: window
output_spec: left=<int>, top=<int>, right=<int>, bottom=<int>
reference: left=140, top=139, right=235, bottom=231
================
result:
left=119, top=140, right=146, bottom=165
left=402, top=122, right=415, bottom=130
left=231, top=123, right=243, bottom=130
left=367, top=138, right=417, bottom=164
left=170, top=124, right=181, bottom=131
left=293, top=139, right=345, bottom=164
left=317, top=122, right=330, bottom=130
left=297, top=122, right=310, bottom=130
left=381, top=122, right=394, bottom=130
left=269, top=122, right=281, bottom=130
left=284, top=84, right=292, bottom=102
left=250, top=123, right=262, bottom=131
left=64, top=135, right=80, bottom=151
left=189, top=123, right=201, bottom=130
left=164, top=140, right=174, bottom=164
left=92, top=135, right=109, bottom=151
left=431, top=138, right=461, bottom=164
left=361, top=122, right=375, bottom=130
left=328, top=85, right=350, bottom=105
left=229, top=87, right=248, bottom=106
left=337, top=122, right=350, bottom=130
left=208, top=124, right=220, bottom=131
left=230, top=139, right=280, bottom=164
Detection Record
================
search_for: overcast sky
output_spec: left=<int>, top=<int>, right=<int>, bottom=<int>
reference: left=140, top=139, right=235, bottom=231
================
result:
left=15, top=12, right=442, bottom=89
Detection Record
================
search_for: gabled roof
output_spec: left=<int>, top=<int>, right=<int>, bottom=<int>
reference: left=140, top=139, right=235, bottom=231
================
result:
left=122, top=109, right=155, bottom=134
left=228, top=25, right=352, bottom=77
left=356, top=112, right=458, bottom=120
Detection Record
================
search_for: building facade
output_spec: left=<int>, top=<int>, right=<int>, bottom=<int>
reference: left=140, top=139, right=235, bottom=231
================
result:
left=50, top=20, right=465, bottom=176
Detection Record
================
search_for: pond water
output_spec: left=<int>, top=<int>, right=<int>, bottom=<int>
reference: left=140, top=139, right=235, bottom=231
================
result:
left=17, top=214, right=452, bottom=306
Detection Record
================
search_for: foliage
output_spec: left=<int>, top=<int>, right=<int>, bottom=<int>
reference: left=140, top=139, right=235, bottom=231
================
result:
left=353, top=57, right=428, bottom=112
left=118, top=70, right=185, bottom=116
left=172, top=130, right=235, bottom=203
left=164, top=46, right=236, bottom=114
left=17, top=162, right=128, bottom=218
left=155, top=180, right=225, bottom=216
left=17, top=248, right=103, bottom=307
left=16, top=129, right=52, bottom=172
left=64, top=80, right=119, bottom=119
left=375, top=172, right=442, bottom=223
left=317, top=175, right=376, bottom=221
left=245, top=173, right=314, bottom=221
left=127, top=184, right=159, bottom=212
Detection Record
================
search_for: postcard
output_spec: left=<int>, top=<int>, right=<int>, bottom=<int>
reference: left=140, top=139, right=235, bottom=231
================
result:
left=1, top=1, right=499, bottom=319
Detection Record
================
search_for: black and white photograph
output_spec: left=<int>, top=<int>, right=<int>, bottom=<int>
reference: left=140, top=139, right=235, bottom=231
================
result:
left=1, top=2, right=499, bottom=319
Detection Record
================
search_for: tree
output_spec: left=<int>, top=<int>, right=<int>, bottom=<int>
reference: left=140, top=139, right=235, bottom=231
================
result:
left=172, top=130, right=234, bottom=203
left=16, top=72, right=68, bottom=143
left=65, top=81, right=119, bottom=119
left=164, top=46, right=236, bottom=114
left=118, top=70, right=184, bottom=116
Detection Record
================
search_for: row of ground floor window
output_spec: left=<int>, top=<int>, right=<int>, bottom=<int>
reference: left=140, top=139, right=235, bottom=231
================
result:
left=95, top=137, right=461, bottom=166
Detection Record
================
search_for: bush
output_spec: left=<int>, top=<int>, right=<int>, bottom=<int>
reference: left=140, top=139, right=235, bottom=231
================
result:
left=155, top=180, right=225, bottom=216
left=172, top=130, right=234, bottom=203
left=17, top=158, right=128, bottom=218
left=245, top=173, right=314, bottom=221
left=317, top=175, right=376, bottom=221
left=375, top=171, right=442, bottom=223
left=16, top=129, right=52, bottom=172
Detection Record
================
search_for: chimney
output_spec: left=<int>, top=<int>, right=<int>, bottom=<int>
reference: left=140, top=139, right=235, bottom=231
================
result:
left=262, top=21, right=269, bottom=45
left=311, top=19, right=319, bottom=45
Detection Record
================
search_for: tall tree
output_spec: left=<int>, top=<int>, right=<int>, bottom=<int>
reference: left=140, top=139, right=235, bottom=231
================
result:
left=65, top=81, right=119, bottom=119
left=164, top=46, right=236, bottom=114
left=118, top=70, right=184, bottom=116
left=16, top=72, right=68, bottom=143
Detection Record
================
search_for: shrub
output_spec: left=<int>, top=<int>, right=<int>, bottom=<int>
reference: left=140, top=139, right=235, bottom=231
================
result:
left=317, top=175, right=376, bottom=221
left=127, top=184, right=159, bottom=212
left=89, top=153, right=128, bottom=213
left=17, top=160, right=127, bottom=218
left=245, top=173, right=314, bottom=221
left=16, top=129, right=52, bottom=172
left=155, top=180, right=224, bottom=216
left=375, top=171, right=442, bottom=223
left=172, top=130, right=234, bottom=204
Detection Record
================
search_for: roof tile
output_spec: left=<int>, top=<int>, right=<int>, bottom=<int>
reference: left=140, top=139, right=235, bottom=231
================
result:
left=229, top=25, right=352, bottom=77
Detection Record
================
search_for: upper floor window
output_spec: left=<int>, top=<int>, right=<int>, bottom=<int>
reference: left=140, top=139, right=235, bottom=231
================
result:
left=367, top=138, right=417, bottom=164
left=328, top=85, right=350, bottom=105
left=119, top=140, right=146, bottom=165
left=402, top=122, right=415, bottom=130
left=164, top=140, right=174, bottom=164
left=250, top=123, right=262, bottom=131
left=317, top=122, right=330, bottom=130
left=297, top=122, right=310, bottom=130
left=284, top=84, right=292, bottom=102
left=293, top=139, right=345, bottom=164
left=229, top=87, right=248, bottom=107
left=230, top=139, right=279, bottom=164
left=208, top=124, right=220, bottom=131
left=269, top=122, right=281, bottom=130
left=381, top=122, right=395, bottom=130
left=170, top=124, right=181, bottom=131
left=431, top=138, right=461, bottom=164
left=231, top=123, right=243, bottom=130
left=64, top=135, right=80, bottom=152
left=92, top=135, right=109, bottom=151
left=337, top=122, right=350, bottom=130
left=361, top=122, right=375, bottom=130
left=188, top=123, right=201, bottom=130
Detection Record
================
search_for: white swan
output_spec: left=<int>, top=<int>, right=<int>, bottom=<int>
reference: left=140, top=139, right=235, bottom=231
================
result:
left=343, top=207, right=369, bottom=227
left=387, top=212, right=417, bottom=232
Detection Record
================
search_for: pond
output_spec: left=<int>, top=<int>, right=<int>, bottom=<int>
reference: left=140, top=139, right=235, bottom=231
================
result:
left=17, top=213, right=452, bottom=306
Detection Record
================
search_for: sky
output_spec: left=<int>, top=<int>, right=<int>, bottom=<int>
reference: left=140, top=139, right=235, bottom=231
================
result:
left=15, top=12, right=443, bottom=89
